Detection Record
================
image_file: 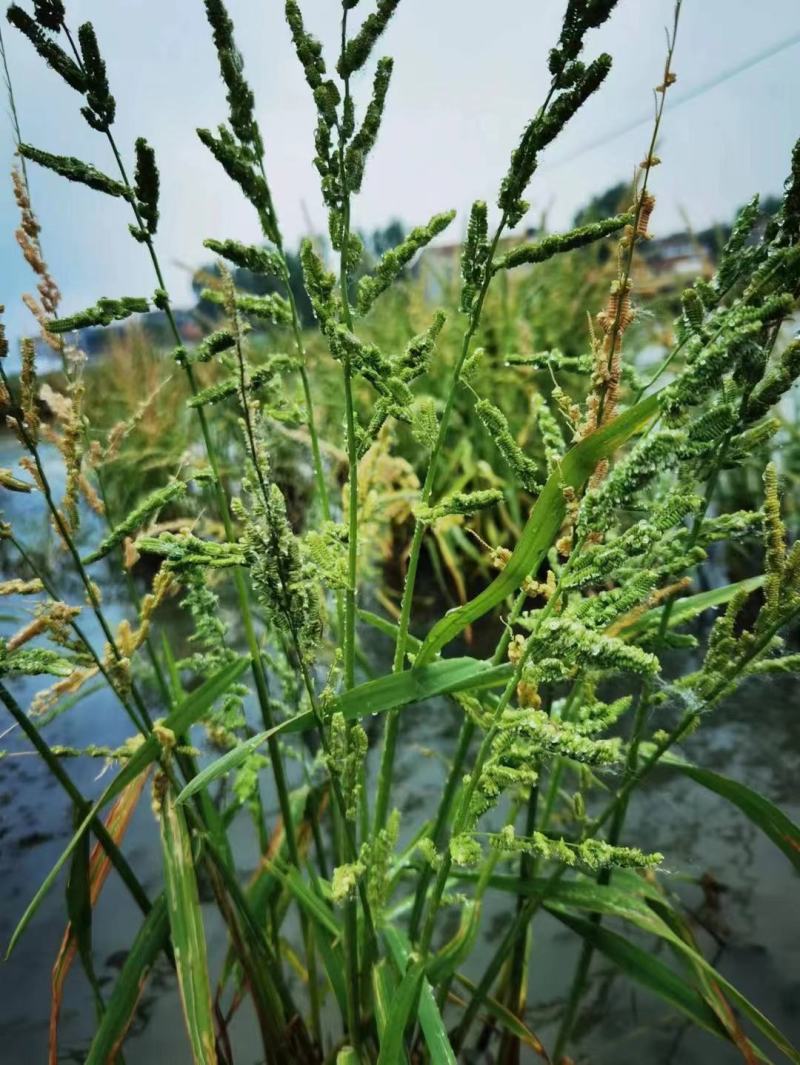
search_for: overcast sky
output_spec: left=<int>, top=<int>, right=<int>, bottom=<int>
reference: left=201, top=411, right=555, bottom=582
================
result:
left=1, top=0, right=799, bottom=348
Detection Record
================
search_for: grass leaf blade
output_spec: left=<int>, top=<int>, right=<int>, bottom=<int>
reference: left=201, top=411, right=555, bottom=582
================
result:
left=84, top=898, right=170, bottom=1065
left=550, top=909, right=729, bottom=1037
left=415, top=392, right=662, bottom=665
left=657, top=751, right=800, bottom=873
left=177, top=657, right=510, bottom=804
left=383, top=925, right=457, bottom=1065
left=159, top=787, right=218, bottom=1065
left=376, top=955, right=425, bottom=1065
left=5, top=657, right=248, bottom=958
left=50, top=771, right=149, bottom=1065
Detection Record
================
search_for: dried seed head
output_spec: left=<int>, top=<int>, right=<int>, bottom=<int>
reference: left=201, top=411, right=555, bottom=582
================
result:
left=516, top=679, right=542, bottom=709
left=656, top=70, right=677, bottom=93
left=19, top=338, right=39, bottom=440
left=12, top=168, right=61, bottom=320
left=597, top=279, right=633, bottom=335
left=635, top=192, right=656, bottom=239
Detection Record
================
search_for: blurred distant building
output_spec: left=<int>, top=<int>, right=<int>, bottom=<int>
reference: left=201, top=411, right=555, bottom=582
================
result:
left=420, top=225, right=542, bottom=301
left=640, top=232, right=714, bottom=278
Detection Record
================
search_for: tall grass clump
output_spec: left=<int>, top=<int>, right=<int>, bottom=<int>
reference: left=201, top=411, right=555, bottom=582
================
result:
left=2, top=1, right=800, bottom=1062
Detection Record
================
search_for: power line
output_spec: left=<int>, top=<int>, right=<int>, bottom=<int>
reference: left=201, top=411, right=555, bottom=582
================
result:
left=543, top=29, right=800, bottom=171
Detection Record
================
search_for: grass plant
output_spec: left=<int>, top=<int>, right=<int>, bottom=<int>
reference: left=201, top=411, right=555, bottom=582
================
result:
left=2, top=1, right=800, bottom=1062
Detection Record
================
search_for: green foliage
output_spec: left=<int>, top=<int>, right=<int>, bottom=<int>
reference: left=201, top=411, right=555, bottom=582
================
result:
left=327, top=711, right=368, bottom=821
left=48, top=295, right=150, bottom=333
left=418, top=487, right=504, bottom=523
left=460, top=200, right=489, bottom=313
left=204, top=236, right=284, bottom=278
left=237, top=476, right=323, bottom=665
left=187, top=358, right=294, bottom=409
left=33, top=1, right=64, bottom=31
left=197, top=126, right=278, bottom=242
left=337, top=0, right=401, bottom=77
left=346, top=56, right=393, bottom=192
left=3, top=2, right=800, bottom=1064
left=357, top=210, right=455, bottom=314
left=200, top=285, right=292, bottom=324
left=492, top=211, right=632, bottom=272
left=129, top=137, right=160, bottom=241
left=204, top=0, right=264, bottom=157
left=182, top=327, right=236, bottom=364
left=7, top=5, right=83, bottom=91
left=489, top=826, right=661, bottom=872
left=499, top=52, right=613, bottom=226
left=0, top=643, right=75, bottom=677
left=285, top=0, right=330, bottom=94
left=83, top=480, right=187, bottom=563
left=18, top=142, right=130, bottom=198
left=158, top=787, right=217, bottom=1065
left=474, top=397, right=542, bottom=492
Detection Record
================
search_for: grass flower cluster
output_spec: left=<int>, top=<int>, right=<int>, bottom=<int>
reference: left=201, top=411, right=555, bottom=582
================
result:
left=1, top=1, right=800, bottom=1062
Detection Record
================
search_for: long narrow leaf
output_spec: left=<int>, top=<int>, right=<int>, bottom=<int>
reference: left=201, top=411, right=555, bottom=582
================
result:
left=621, top=576, right=766, bottom=636
left=202, top=850, right=289, bottom=1059
left=377, top=956, right=425, bottom=1065
left=268, top=861, right=340, bottom=939
left=50, top=771, right=149, bottom=1064
left=547, top=898, right=799, bottom=1062
left=358, top=608, right=423, bottom=651
left=427, top=899, right=482, bottom=985
left=177, top=656, right=510, bottom=804
left=84, top=897, right=170, bottom=1065
left=656, top=902, right=761, bottom=1065
left=383, top=925, right=457, bottom=1065
left=160, top=789, right=218, bottom=1065
left=217, top=785, right=313, bottom=1006
left=656, top=750, right=800, bottom=872
left=414, top=392, right=662, bottom=665
left=449, top=972, right=550, bottom=1059
left=65, top=809, right=100, bottom=1013
left=551, top=909, right=728, bottom=1037
left=336, top=1050, right=361, bottom=1065
left=266, top=861, right=348, bottom=1019
left=372, top=959, right=410, bottom=1064
left=5, top=657, right=248, bottom=958
left=452, top=869, right=665, bottom=913
left=457, top=868, right=797, bottom=1062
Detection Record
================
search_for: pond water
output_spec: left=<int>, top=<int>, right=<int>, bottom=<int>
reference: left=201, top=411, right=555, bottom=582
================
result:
left=0, top=437, right=798, bottom=1064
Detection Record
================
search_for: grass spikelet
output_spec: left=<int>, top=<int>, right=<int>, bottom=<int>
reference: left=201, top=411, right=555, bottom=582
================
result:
left=346, top=56, right=393, bottom=192
left=33, top=1, right=64, bottom=31
left=12, top=167, right=60, bottom=317
left=83, top=480, right=187, bottom=564
left=203, top=237, right=284, bottom=277
left=77, top=22, right=115, bottom=131
left=18, top=143, right=130, bottom=198
left=48, top=297, right=149, bottom=334
left=7, top=5, right=83, bottom=91
left=356, top=209, right=456, bottom=314
left=493, top=211, right=632, bottom=272
left=129, top=138, right=159, bottom=241
left=337, top=0, right=401, bottom=77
